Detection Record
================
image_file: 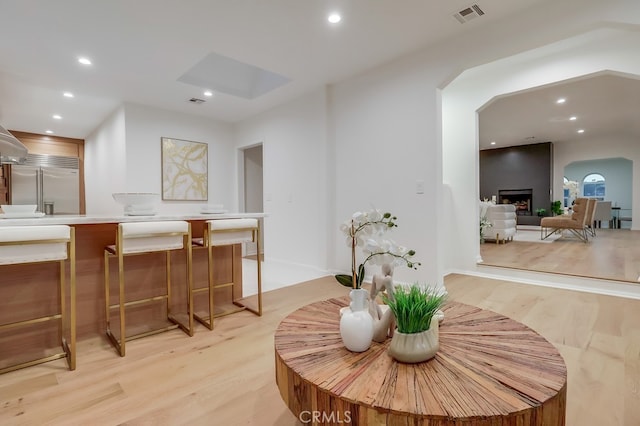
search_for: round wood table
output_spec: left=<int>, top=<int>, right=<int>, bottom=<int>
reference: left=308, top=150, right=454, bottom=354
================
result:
left=275, top=298, right=567, bottom=425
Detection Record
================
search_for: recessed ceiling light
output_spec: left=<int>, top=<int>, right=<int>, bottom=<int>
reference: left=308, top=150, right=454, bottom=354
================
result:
left=63, top=92, right=74, bottom=98
left=78, top=57, right=92, bottom=65
left=45, top=130, right=54, bottom=134
left=328, top=13, right=341, bottom=24
left=577, top=129, right=585, bottom=133
left=52, top=114, right=62, bottom=120
left=490, top=141, right=496, bottom=145
left=556, top=98, right=566, bottom=104
left=569, top=116, right=577, bottom=121
left=203, top=90, right=213, bottom=97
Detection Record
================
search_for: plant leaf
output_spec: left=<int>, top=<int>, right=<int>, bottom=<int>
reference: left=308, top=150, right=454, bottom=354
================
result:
left=357, top=264, right=365, bottom=288
left=334, top=274, right=353, bottom=288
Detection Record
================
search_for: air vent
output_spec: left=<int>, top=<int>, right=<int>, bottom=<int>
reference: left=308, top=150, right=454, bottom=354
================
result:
left=453, top=4, right=485, bottom=24
left=189, top=98, right=206, bottom=104
left=23, top=153, right=79, bottom=169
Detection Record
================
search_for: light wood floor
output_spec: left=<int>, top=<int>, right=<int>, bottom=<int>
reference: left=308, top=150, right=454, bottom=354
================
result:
left=480, top=227, right=640, bottom=283
left=1, top=274, right=639, bottom=425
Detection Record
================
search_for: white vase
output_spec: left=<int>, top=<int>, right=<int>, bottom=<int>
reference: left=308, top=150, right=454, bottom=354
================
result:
left=339, top=288, right=374, bottom=352
left=388, top=318, right=439, bottom=363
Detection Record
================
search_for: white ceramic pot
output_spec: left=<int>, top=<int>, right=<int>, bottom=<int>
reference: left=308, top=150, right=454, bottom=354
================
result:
left=339, top=288, right=374, bottom=352
left=388, top=318, right=439, bottom=363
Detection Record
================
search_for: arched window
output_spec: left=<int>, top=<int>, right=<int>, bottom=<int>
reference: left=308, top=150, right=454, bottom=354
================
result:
left=583, top=173, right=605, bottom=201
left=563, top=177, right=569, bottom=207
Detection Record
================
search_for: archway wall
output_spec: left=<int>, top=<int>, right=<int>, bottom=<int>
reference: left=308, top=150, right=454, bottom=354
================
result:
left=556, top=136, right=637, bottom=229
left=442, top=25, right=640, bottom=274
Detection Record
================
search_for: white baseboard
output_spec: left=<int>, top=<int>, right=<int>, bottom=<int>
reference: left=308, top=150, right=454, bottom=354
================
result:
left=447, top=265, right=640, bottom=300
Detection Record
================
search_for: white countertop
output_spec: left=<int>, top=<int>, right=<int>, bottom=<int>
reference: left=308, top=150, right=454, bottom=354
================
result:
left=0, top=212, right=267, bottom=226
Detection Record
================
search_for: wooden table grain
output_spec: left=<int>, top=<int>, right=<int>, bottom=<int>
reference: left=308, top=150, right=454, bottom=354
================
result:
left=274, top=297, right=567, bottom=425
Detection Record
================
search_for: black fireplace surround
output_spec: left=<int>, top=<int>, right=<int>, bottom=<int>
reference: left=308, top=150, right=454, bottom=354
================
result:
left=479, top=142, right=552, bottom=226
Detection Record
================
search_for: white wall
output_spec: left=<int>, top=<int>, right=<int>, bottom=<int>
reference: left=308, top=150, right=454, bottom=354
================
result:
left=329, top=57, right=441, bottom=287
left=84, top=106, right=126, bottom=214
left=85, top=103, right=234, bottom=215
left=83, top=0, right=640, bottom=294
left=234, top=89, right=330, bottom=271
left=230, top=0, right=640, bottom=290
left=555, top=135, right=638, bottom=229
left=122, top=103, right=234, bottom=215
left=443, top=22, right=640, bottom=275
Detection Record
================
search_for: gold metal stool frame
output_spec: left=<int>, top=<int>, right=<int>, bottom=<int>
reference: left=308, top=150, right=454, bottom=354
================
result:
left=104, top=221, right=194, bottom=357
left=193, top=219, right=262, bottom=330
left=0, top=226, right=76, bottom=374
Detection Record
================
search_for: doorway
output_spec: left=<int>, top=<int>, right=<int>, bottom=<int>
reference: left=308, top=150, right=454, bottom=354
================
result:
left=241, top=144, right=264, bottom=257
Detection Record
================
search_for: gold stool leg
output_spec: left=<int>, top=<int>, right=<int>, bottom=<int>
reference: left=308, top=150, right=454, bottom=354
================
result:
left=166, top=250, right=172, bottom=322
left=59, top=258, right=68, bottom=367
left=207, top=242, right=215, bottom=330
left=117, top=247, right=126, bottom=356
left=69, top=228, right=76, bottom=370
left=256, top=226, right=262, bottom=316
left=104, top=250, right=111, bottom=342
left=185, top=230, right=194, bottom=336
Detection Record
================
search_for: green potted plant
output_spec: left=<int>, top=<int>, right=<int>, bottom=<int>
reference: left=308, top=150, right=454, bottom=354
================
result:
left=383, top=284, right=446, bottom=363
left=551, top=200, right=563, bottom=216
left=535, top=208, right=547, bottom=217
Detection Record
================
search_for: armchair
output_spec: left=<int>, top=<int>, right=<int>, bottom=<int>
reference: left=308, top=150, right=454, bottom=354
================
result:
left=540, top=197, right=590, bottom=243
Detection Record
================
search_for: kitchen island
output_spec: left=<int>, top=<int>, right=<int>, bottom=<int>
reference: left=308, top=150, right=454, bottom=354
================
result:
left=0, top=213, right=266, bottom=362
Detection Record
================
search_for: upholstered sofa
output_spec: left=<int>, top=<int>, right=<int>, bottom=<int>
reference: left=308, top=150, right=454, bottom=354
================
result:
left=484, top=204, right=517, bottom=244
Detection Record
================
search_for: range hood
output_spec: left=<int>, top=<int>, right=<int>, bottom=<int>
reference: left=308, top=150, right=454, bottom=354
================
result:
left=0, top=124, right=28, bottom=164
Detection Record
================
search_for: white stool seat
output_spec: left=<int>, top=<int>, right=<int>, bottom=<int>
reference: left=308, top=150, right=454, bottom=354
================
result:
left=108, top=220, right=190, bottom=254
left=208, top=218, right=258, bottom=246
left=0, top=225, right=71, bottom=264
left=0, top=225, right=76, bottom=373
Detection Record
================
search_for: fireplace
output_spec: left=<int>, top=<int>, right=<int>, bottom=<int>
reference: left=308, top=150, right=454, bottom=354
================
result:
left=499, top=189, right=532, bottom=216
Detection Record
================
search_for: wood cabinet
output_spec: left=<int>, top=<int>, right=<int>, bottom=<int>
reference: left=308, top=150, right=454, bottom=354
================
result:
left=0, top=165, right=9, bottom=205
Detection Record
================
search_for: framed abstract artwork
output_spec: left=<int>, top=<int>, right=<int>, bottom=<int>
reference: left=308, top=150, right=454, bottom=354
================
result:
left=161, top=137, right=208, bottom=201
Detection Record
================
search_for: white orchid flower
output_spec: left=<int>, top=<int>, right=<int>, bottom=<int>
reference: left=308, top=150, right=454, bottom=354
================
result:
left=395, top=245, right=409, bottom=256
left=363, top=238, right=382, bottom=254
left=368, top=209, right=382, bottom=222
left=352, top=211, right=366, bottom=225
left=336, top=208, right=417, bottom=289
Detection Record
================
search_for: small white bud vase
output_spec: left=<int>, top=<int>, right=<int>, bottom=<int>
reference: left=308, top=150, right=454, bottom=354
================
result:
left=388, top=318, right=439, bottom=363
left=340, top=288, right=374, bottom=352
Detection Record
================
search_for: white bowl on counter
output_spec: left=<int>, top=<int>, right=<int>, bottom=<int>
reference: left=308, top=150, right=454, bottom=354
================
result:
left=1, top=204, right=38, bottom=214
left=112, top=193, right=160, bottom=216
left=201, top=204, right=227, bottom=214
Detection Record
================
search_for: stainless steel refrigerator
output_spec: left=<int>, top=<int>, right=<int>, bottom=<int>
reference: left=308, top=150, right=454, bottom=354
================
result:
left=11, top=153, right=80, bottom=214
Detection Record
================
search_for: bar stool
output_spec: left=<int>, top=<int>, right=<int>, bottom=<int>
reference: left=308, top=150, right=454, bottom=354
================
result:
left=104, top=221, right=193, bottom=356
left=192, top=218, right=262, bottom=329
left=0, top=225, right=76, bottom=373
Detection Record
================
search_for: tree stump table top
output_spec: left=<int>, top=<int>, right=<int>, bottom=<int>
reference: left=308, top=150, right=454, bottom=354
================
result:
left=274, top=297, right=567, bottom=425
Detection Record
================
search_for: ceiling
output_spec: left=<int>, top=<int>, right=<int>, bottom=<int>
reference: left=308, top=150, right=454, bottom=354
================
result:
left=0, top=0, right=551, bottom=140
left=479, top=72, right=640, bottom=150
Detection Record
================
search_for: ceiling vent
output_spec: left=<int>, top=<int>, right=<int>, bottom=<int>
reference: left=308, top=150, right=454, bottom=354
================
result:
left=453, top=4, right=485, bottom=24
left=189, top=97, right=206, bottom=104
